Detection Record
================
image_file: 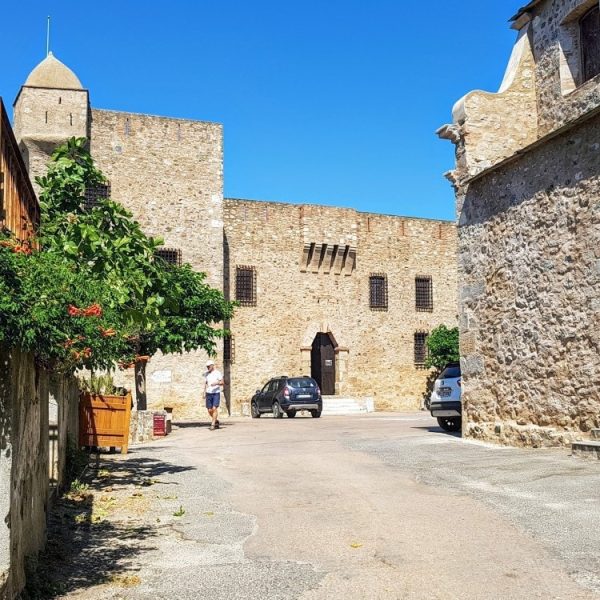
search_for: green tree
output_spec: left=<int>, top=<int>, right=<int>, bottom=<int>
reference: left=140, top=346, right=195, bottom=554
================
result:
left=37, top=138, right=236, bottom=407
left=425, top=325, right=459, bottom=370
left=0, top=235, right=127, bottom=371
left=0, top=137, right=235, bottom=407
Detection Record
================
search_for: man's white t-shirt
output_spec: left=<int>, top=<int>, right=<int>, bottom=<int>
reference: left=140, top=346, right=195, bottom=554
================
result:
left=205, top=369, right=223, bottom=394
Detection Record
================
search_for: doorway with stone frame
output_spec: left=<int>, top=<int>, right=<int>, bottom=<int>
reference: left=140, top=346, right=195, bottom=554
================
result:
left=310, top=332, right=336, bottom=395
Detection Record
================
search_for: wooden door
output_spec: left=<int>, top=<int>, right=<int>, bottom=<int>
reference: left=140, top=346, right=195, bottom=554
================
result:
left=311, top=333, right=336, bottom=395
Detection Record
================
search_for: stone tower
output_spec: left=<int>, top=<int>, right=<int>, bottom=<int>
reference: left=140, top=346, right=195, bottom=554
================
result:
left=13, top=53, right=90, bottom=188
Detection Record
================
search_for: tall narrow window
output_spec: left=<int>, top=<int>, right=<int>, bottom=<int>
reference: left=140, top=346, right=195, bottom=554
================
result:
left=155, top=248, right=182, bottom=266
left=581, top=5, right=600, bottom=84
left=83, top=182, right=111, bottom=210
left=369, top=274, right=388, bottom=310
left=414, top=331, right=428, bottom=366
left=415, top=276, right=433, bottom=312
left=236, top=266, right=256, bottom=306
left=224, top=335, right=234, bottom=362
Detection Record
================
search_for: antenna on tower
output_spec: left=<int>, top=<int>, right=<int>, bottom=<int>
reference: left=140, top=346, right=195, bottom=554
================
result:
left=46, top=15, right=51, bottom=56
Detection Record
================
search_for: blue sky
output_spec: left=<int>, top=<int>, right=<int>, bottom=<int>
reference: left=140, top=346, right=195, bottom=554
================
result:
left=2, top=1, right=525, bottom=221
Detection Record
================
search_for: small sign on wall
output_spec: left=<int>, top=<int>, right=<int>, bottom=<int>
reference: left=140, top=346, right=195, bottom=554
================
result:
left=151, top=370, right=172, bottom=383
left=325, top=359, right=333, bottom=367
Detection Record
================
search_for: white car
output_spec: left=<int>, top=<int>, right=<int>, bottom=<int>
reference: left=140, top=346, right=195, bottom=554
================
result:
left=429, top=363, right=461, bottom=432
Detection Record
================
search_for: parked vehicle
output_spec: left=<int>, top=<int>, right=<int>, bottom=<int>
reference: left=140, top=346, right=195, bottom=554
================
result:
left=429, top=363, right=462, bottom=432
left=251, top=376, right=323, bottom=418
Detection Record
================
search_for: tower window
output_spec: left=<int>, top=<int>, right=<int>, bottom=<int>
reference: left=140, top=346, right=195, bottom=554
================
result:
left=155, top=247, right=182, bottom=266
left=414, top=331, right=429, bottom=367
left=415, top=276, right=433, bottom=312
left=235, top=266, right=256, bottom=306
left=83, top=182, right=111, bottom=210
left=581, top=5, right=600, bottom=84
left=369, top=274, right=388, bottom=310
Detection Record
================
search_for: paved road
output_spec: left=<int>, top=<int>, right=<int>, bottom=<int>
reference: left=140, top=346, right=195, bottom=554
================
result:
left=51, top=413, right=600, bottom=600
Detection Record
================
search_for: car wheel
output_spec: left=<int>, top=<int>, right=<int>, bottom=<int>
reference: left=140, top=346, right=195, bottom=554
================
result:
left=437, top=416, right=461, bottom=432
left=251, top=401, right=261, bottom=418
left=286, top=410, right=296, bottom=418
left=310, top=410, right=321, bottom=418
left=272, top=402, right=283, bottom=419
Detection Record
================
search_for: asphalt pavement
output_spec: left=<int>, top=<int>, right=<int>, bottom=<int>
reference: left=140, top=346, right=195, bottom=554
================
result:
left=46, top=413, right=600, bottom=600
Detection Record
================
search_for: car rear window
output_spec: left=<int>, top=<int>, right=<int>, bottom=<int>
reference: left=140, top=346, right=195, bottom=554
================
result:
left=288, top=378, right=317, bottom=388
left=440, top=366, right=461, bottom=379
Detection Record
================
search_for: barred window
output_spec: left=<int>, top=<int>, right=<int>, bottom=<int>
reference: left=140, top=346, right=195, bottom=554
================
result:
left=83, top=182, right=111, bottom=210
left=369, top=274, right=388, bottom=310
left=414, top=331, right=428, bottom=366
left=223, top=335, right=234, bottom=363
left=236, top=266, right=256, bottom=306
left=581, top=5, right=600, bottom=84
left=155, top=248, right=182, bottom=266
left=415, top=276, right=433, bottom=312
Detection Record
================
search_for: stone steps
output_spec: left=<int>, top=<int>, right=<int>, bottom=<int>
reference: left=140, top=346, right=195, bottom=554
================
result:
left=321, top=396, right=374, bottom=416
left=572, top=430, right=600, bottom=459
left=572, top=440, right=600, bottom=460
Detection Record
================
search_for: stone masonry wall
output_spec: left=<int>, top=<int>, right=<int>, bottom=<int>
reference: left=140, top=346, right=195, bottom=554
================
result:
left=448, top=24, right=538, bottom=177
left=0, top=348, right=47, bottom=599
left=224, top=199, right=458, bottom=414
left=528, top=0, right=600, bottom=136
left=90, top=110, right=224, bottom=417
left=458, top=112, right=600, bottom=447
left=0, top=347, right=79, bottom=599
left=13, top=86, right=89, bottom=194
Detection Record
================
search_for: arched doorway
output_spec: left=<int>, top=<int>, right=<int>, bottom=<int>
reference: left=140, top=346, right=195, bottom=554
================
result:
left=311, top=332, right=336, bottom=395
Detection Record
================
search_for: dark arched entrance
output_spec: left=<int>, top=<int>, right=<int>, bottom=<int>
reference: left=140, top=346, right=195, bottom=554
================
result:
left=311, top=332, right=336, bottom=395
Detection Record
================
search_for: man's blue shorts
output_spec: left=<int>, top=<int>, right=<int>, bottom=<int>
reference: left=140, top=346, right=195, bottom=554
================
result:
left=206, top=392, right=221, bottom=409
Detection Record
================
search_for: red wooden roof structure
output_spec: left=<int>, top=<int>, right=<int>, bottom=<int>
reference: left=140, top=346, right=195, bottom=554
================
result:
left=0, top=97, right=39, bottom=241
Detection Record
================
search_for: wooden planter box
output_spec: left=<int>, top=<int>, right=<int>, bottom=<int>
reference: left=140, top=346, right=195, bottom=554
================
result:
left=79, top=392, right=132, bottom=454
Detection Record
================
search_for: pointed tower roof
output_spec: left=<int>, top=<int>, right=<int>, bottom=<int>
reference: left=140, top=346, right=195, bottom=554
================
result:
left=24, top=53, right=83, bottom=89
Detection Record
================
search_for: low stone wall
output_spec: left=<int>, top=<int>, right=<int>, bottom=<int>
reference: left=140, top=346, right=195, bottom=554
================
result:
left=129, top=410, right=168, bottom=445
left=0, top=347, right=79, bottom=599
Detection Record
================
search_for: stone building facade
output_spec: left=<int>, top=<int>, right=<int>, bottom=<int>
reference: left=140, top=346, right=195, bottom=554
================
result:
left=12, top=53, right=457, bottom=416
left=438, top=0, right=600, bottom=446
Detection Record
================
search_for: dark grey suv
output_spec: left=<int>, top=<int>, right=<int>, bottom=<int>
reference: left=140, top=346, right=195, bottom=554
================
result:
left=251, top=376, right=323, bottom=419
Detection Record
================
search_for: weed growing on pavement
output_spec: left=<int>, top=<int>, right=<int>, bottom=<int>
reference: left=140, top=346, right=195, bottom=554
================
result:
left=70, top=479, right=89, bottom=494
left=109, top=573, right=142, bottom=588
left=173, top=505, right=186, bottom=517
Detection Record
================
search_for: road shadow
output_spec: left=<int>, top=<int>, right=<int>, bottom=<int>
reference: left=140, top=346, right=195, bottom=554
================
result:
left=411, top=425, right=462, bottom=438
left=173, top=420, right=237, bottom=429
left=90, top=455, right=196, bottom=490
left=24, top=456, right=193, bottom=598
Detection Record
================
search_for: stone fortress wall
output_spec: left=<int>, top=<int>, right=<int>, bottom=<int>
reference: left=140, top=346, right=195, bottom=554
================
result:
left=439, top=0, right=600, bottom=446
left=224, top=200, right=458, bottom=413
left=89, top=110, right=224, bottom=416
left=13, top=53, right=459, bottom=418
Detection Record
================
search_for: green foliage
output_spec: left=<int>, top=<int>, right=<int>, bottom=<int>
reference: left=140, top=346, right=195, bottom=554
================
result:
left=139, top=264, right=234, bottom=358
left=0, top=237, right=128, bottom=371
left=0, top=137, right=235, bottom=378
left=425, top=325, right=459, bottom=370
left=78, top=373, right=123, bottom=395
left=37, top=138, right=167, bottom=320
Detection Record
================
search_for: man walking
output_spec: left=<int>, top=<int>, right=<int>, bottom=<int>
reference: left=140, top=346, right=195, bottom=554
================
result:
left=204, top=359, right=224, bottom=430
